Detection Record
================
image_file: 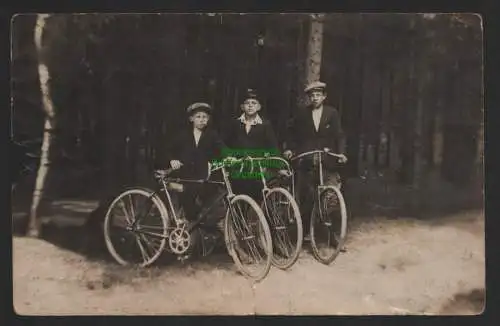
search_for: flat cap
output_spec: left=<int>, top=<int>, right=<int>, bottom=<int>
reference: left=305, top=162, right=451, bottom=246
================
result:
left=186, top=102, right=212, bottom=115
left=304, top=81, right=327, bottom=93
left=242, top=88, right=259, bottom=101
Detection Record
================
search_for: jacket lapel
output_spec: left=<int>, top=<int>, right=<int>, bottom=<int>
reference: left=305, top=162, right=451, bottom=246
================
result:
left=318, top=106, right=332, bottom=132
left=197, top=129, right=209, bottom=148
left=305, top=108, right=316, bottom=133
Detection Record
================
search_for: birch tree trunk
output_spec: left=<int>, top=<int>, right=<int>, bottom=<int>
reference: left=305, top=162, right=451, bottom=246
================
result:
left=28, top=14, right=55, bottom=237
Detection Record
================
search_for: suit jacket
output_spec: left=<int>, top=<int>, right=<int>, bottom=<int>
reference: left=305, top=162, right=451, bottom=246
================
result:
left=156, top=127, right=226, bottom=179
left=224, top=117, right=279, bottom=156
left=284, top=104, right=343, bottom=170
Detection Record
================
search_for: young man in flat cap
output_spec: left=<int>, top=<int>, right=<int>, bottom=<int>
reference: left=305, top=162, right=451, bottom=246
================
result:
left=283, top=81, right=347, bottom=241
left=161, top=102, right=226, bottom=224
left=224, top=89, right=280, bottom=201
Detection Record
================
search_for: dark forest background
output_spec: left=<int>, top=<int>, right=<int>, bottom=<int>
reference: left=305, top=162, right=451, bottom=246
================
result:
left=11, top=13, right=483, bottom=235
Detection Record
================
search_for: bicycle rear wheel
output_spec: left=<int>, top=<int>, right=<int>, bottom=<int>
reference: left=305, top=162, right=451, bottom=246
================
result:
left=224, top=194, right=273, bottom=282
left=310, top=186, right=347, bottom=265
left=103, top=187, right=169, bottom=267
left=262, top=187, right=303, bottom=269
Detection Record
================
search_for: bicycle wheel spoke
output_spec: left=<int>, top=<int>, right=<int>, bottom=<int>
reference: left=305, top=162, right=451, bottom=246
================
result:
left=119, top=200, right=133, bottom=225
left=104, top=189, right=168, bottom=267
left=224, top=195, right=272, bottom=281
left=137, top=225, right=166, bottom=231
left=310, top=187, right=346, bottom=265
left=136, top=235, right=151, bottom=263
left=242, top=211, right=263, bottom=262
left=140, top=233, right=164, bottom=258
left=270, top=189, right=300, bottom=267
left=268, top=203, right=289, bottom=254
left=139, top=233, right=163, bottom=253
left=247, top=239, right=263, bottom=263
left=235, top=203, right=250, bottom=235
left=128, top=194, right=136, bottom=220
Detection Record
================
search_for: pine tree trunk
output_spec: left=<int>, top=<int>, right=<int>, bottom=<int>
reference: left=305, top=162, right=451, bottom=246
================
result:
left=413, top=67, right=426, bottom=189
left=378, top=67, right=391, bottom=168
left=432, top=108, right=444, bottom=169
left=304, top=14, right=324, bottom=86
left=28, top=14, right=55, bottom=238
left=294, top=17, right=307, bottom=110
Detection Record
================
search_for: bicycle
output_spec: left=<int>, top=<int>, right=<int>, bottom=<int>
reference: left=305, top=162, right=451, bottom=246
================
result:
left=289, top=149, right=348, bottom=265
left=103, top=156, right=274, bottom=282
left=234, top=155, right=303, bottom=270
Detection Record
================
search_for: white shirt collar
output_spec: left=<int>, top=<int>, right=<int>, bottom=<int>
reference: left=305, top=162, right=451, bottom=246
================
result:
left=238, top=113, right=263, bottom=126
left=193, top=128, right=202, bottom=146
left=312, top=106, right=323, bottom=132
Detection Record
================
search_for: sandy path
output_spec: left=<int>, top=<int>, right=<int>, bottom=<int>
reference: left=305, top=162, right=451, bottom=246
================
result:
left=13, top=210, right=485, bottom=315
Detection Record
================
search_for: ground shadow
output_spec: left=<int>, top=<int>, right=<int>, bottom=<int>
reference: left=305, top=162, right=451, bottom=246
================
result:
left=13, top=201, right=237, bottom=276
left=439, top=288, right=485, bottom=314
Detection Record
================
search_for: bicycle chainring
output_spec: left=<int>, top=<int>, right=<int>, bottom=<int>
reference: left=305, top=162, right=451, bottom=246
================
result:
left=168, top=227, right=192, bottom=255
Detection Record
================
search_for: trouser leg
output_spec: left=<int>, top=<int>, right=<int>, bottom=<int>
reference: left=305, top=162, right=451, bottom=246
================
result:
left=297, top=169, right=316, bottom=236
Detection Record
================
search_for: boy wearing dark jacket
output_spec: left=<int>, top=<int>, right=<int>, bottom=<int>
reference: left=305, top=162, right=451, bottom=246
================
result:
left=161, top=102, right=226, bottom=222
left=283, top=81, right=347, bottom=240
left=224, top=89, right=280, bottom=201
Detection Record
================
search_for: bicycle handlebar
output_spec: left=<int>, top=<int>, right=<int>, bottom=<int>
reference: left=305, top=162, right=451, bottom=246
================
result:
left=154, top=168, right=174, bottom=178
left=155, top=155, right=293, bottom=183
left=290, top=149, right=347, bottom=162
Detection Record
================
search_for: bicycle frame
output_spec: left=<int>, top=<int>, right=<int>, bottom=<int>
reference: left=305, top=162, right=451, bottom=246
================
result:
left=289, top=150, right=346, bottom=222
left=236, top=156, right=294, bottom=194
left=290, top=150, right=344, bottom=189
left=130, top=158, right=248, bottom=235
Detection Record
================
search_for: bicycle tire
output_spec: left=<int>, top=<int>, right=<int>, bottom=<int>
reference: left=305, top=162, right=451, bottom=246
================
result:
left=103, top=187, right=170, bottom=267
left=224, top=194, right=273, bottom=282
left=310, top=186, right=348, bottom=265
left=262, top=187, right=303, bottom=270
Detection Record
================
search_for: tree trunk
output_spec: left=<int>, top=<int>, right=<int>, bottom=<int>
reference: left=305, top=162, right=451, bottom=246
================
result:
left=413, top=66, right=426, bottom=189
left=303, top=14, right=325, bottom=99
left=378, top=67, right=391, bottom=168
left=305, top=14, right=324, bottom=82
left=28, top=14, right=55, bottom=238
left=432, top=110, right=444, bottom=169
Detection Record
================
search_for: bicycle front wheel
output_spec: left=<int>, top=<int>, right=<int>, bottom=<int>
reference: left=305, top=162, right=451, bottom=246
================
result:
left=262, top=187, right=303, bottom=270
left=224, top=194, right=273, bottom=282
left=103, top=187, right=169, bottom=267
left=310, top=186, right=348, bottom=265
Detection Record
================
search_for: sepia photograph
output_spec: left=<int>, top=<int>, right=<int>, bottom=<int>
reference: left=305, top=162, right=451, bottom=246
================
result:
left=10, top=13, right=484, bottom=315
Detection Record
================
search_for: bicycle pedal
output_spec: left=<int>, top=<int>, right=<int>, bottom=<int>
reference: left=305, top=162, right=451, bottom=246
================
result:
left=177, top=254, right=191, bottom=262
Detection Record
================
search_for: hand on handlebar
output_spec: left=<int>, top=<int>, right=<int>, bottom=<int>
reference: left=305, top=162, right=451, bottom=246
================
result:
left=170, top=160, right=183, bottom=170
left=337, top=154, right=348, bottom=164
left=324, top=148, right=347, bottom=163
left=277, top=169, right=292, bottom=178
left=223, top=156, right=238, bottom=163
left=154, top=169, right=170, bottom=178
left=283, top=150, right=293, bottom=160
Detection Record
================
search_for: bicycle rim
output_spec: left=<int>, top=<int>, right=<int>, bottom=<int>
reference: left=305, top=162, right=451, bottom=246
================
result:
left=263, top=187, right=303, bottom=269
left=310, top=186, right=347, bottom=265
left=103, top=188, right=169, bottom=267
left=224, top=194, right=273, bottom=282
